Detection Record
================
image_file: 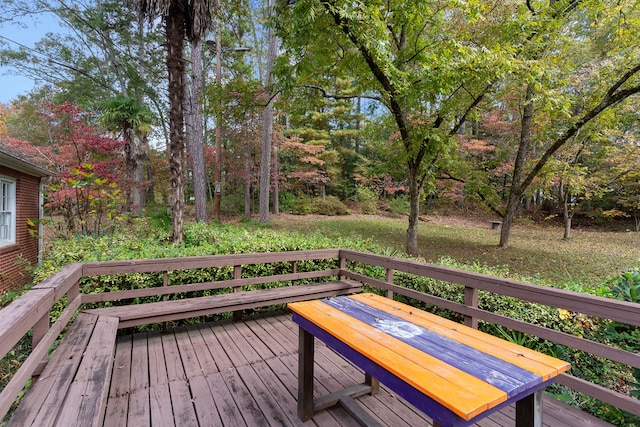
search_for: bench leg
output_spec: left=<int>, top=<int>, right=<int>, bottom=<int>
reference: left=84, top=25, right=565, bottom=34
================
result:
left=298, top=327, right=315, bottom=421
left=516, top=389, right=543, bottom=427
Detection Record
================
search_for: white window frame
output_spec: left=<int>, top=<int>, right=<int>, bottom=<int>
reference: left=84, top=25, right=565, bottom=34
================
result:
left=0, top=176, right=16, bottom=246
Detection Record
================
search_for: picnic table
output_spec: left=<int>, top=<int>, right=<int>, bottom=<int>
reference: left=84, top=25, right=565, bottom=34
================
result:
left=289, top=293, right=571, bottom=427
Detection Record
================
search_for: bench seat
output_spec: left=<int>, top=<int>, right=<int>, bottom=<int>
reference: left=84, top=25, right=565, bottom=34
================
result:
left=8, top=313, right=119, bottom=427
left=84, top=280, right=362, bottom=328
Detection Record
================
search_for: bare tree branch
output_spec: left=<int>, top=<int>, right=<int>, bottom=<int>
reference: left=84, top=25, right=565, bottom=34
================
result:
left=302, top=84, right=381, bottom=102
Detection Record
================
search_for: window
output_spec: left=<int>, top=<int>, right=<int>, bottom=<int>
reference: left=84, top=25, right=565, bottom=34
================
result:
left=0, top=177, right=16, bottom=246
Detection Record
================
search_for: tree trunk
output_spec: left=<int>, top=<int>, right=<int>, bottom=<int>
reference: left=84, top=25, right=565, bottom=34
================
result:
left=166, top=4, right=186, bottom=243
left=563, top=210, right=572, bottom=240
left=213, top=23, right=223, bottom=221
left=406, top=163, right=420, bottom=256
left=131, top=133, right=147, bottom=215
left=500, top=84, right=535, bottom=248
left=259, top=103, right=273, bottom=223
left=272, top=135, right=279, bottom=215
left=258, top=0, right=278, bottom=224
left=122, top=126, right=137, bottom=213
left=187, top=37, right=208, bottom=223
left=560, top=180, right=573, bottom=240
left=243, top=123, right=251, bottom=220
left=355, top=96, right=361, bottom=154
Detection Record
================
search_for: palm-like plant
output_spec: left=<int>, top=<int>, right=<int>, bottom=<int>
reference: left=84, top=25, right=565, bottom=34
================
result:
left=100, top=95, right=153, bottom=216
left=130, top=0, right=215, bottom=242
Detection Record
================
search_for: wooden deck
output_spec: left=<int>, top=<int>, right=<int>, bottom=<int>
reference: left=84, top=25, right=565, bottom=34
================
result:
left=103, top=312, right=613, bottom=427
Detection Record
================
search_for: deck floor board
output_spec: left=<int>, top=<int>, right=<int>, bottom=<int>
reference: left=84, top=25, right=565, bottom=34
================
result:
left=103, top=311, right=613, bottom=427
left=104, top=335, right=132, bottom=426
left=197, top=323, right=233, bottom=372
left=204, top=371, right=247, bottom=426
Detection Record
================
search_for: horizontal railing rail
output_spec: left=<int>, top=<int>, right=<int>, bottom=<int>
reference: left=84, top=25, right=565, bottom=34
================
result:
left=1, top=248, right=638, bottom=423
left=81, top=269, right=341, bottom=304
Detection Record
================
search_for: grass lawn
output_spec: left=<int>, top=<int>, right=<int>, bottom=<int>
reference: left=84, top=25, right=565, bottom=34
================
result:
left=270, top=213, right=640, bottom=287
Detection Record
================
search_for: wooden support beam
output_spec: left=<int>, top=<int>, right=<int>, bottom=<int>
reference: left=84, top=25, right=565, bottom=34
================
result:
left=516, top=389, right=543, bottom=427
left=297, top=327, right=314, bottom=421
left=339, top=396, right=384, bottom=427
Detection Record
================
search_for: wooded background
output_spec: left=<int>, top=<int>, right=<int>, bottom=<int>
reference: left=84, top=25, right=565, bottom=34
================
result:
left=1, top=0, right=638, bottom=255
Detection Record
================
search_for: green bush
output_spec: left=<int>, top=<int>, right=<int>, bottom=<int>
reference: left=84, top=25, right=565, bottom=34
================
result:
left=388, top=195, right=410, bottom=215
left=356, top=186, right=379, bottom=214
left=183, top=220, right=219, bottom=246
left=311, top=196, right=350, bottom=215
left=32, top=218, right=387, bottom=295
left=285, top=195, right=351, bottom=216
left=610, top=269, right=640, bottom=304
left=278, top=192, right=298, bottom=213
left=148, top=208, right=172, bottom=233
left=289, top=195, right=314, bottom=215
left=220, top=191, right=244, bottom=216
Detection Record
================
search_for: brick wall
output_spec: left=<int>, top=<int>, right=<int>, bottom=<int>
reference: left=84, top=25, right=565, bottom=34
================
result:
left=0, top=166, right=42, bottom=295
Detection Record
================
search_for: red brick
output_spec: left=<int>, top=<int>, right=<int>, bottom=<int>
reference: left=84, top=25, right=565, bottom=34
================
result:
left=0, top=166, right=44, bottom=295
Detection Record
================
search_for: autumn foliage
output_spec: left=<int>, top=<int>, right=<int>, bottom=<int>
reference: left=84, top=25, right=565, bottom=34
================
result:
left=3, top=103, right=126, bottom=237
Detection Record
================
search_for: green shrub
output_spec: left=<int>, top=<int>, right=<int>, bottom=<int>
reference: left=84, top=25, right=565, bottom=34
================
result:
left=610, top=269, right=640, bottom=304
left=220, top=191, right=244, bottom=216
left=311, top=196, right=350, bottom=215
left=32, top=220, right=387, bottom=297
left=148, top=208, right=171, bottom=232
left=388, top=195, right=410, bottom=215
left=183, top=221, right=219, bottom=246
left=278, top=192, right=298, bottom=213
left=356, top=186, right=379, bottom=214
left=289, top=195, right=314, bottom=215
left=1, top=290, right=22, bottom=309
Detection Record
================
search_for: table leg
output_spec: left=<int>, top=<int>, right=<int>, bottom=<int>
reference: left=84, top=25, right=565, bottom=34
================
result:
left=515, top=389, right=543, bottom=427
left=365, top=373, right=379, bottom=396
left=298, top=327, right=315, bottom=421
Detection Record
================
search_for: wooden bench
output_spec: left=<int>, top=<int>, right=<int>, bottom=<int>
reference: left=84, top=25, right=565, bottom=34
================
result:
left=85, top=280, right=362, bottom=328
left=490, top=220, right=502, bottom=230
left=290, top=293, right=571, bottom=427
left=7, top=312, right=119, bottom=427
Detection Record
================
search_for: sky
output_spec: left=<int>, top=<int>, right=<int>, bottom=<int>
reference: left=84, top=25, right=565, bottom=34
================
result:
left=0, top=13, right=67, bottom=104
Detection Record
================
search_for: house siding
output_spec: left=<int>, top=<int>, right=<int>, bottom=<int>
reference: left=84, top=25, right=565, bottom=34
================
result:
left=0, top=166, right=43, bottom=295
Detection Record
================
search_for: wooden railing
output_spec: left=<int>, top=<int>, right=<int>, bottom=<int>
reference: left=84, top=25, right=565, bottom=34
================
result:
left=1, top=249, right=638, bottom=422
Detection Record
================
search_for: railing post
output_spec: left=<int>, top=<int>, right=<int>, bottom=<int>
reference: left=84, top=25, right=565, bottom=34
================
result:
left=233, top=265, right=243, bottom=321
left=292, top=261, right=297, bottom=286
left=386, top=268, right=394, bottom=299
left=33, top=277, right=80, bottom=377
left=338, top=255, right=346, bottom=281
left=32, top=310, right=50, bottom=377
left=464, top=286, right=479, bottom=329
left=67, top=280, right=80, bottom=304
left=162, top=271, right=169, bottom=332
left=162, top=271, right=169, bottom=301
